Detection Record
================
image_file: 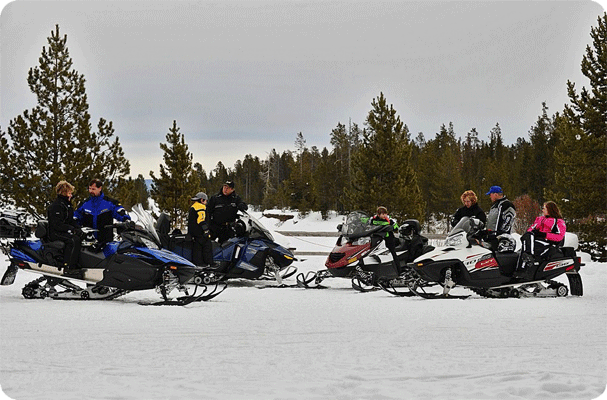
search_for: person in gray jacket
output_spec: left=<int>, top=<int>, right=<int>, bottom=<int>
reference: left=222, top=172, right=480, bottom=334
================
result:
left=484, top=186, right=516, bottom=249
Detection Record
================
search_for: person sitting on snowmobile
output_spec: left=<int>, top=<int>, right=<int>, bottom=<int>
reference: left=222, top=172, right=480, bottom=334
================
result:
left=74, top=178, right=131, bottom=246
left=451, top=190, right=486, bottom=227
left=482, top=186, right=516, bottom=250
left=47, top=181, right=82, bottom=277
left=370, top=206, right=400, bottom=272
left=515, top=201, right=566, bottom=278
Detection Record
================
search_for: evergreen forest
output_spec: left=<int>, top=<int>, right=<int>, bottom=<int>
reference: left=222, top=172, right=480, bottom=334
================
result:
left=1, top=15, right=605, bottom=260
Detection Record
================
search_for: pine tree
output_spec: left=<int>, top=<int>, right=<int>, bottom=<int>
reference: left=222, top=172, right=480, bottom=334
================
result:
left=525, top=103, right=557, bottom=203
left=347, top=93, right=423, bottom=222
left=550, top=13, right=606, bottom=260
left=150, top=121, right=198, bottom=227
left=0, top=25, right=130, bottom=215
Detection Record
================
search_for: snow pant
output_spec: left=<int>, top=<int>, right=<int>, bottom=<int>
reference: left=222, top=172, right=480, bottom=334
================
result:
left=192, top=236, right=214, bottom=267
left=384, top=234, right=400, bottom=275
left=517, top=232, right=557, bottom=271
left=50, top=232, right=81, bottom=269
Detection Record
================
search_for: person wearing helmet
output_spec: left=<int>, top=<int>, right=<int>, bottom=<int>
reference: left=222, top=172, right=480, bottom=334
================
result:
left=188, top=192, right=213, bottom=267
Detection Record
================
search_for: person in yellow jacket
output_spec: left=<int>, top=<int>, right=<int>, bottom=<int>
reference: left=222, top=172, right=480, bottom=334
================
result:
left=188, top=192, right=213, bottom=267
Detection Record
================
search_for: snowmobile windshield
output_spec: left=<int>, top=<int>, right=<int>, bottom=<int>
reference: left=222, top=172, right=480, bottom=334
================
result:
left=449, top=216, right=473, bottom=237
left=130, top=204, right=162, bottom=247
left=244, top=211, right=274, bottom=241
left=340, top=211, right=383, bottom=240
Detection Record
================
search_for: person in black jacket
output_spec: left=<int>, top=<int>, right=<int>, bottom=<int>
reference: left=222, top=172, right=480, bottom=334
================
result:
left=188, top=192, right=213, bottom=267
left=207, top=181, right=248, bottom=243
left=451, top=190, right=487, bottom=227
left=47, top=181, right=82, bottom=276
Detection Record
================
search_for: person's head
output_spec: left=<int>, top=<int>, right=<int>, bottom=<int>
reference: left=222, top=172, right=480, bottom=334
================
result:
left=460, top=190, right=478, bottom=208
left=88, top=178, right=103, bottom=197
left=191, top=192, right=208, bottom=204
left=56, top=181, right=75, bottom=199
left=376, top=206, right=388, bottom=217
left=486, top=186, right=504, bottom=202
left=222, top=181, right=235, bottom=196
left=543, top=201, right=562, bottom=219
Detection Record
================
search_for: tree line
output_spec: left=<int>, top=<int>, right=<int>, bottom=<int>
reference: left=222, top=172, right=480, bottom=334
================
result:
left=1, top=15, right=605, bottom=260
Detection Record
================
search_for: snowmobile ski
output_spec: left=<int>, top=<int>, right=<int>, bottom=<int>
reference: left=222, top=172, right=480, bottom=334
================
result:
left=141, top=282, right=228, bottom=306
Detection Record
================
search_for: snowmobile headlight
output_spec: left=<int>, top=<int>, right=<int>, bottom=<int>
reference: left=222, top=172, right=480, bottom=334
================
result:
left=444, top=233, right=464, bottom=247
left=353, top=237, right=371, bottom=246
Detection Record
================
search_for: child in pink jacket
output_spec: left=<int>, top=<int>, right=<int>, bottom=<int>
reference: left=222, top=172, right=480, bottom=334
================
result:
left=516, top=201, right=566, bottom=278
left=527, top=201, right=567, bottom=244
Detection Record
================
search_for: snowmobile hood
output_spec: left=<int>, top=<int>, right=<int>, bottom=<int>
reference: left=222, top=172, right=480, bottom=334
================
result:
left=136, top=247, right=196, bottom=267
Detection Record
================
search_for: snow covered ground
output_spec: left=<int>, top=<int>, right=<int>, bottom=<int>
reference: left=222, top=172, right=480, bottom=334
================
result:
left=1, top=211, right=606, bottom=400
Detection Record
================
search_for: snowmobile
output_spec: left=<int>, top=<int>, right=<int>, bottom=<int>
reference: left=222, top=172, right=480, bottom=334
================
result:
left=383, top=216, right=584, bottom=299
left=0, top=205, right=225, bottom=305
left=296, top=211, right=434, bottom=291
left=156, top=211, right=297, bottom=285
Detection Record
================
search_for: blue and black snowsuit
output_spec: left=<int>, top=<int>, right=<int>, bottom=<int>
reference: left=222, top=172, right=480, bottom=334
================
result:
left=75, top=193, right=130, bottom=244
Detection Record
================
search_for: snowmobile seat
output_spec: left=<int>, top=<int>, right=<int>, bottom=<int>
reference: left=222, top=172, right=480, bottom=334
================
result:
left=35, top=220, right=65, bottom=250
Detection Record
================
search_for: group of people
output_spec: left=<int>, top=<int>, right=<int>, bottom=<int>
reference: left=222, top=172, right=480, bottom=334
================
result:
left=187, top=181, right=248, bottom=268
left=48, top=179, right=132, bottom=276
left=48, top=178, right=248, bottom=275
left=450, top=185, right=566, bottom=278
left=48, top=177, right=566, bottom=281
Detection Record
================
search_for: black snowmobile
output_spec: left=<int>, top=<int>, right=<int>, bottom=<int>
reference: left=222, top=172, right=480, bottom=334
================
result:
left=0, top=205, right=225, bottom=305
left=383, top=217, right=584, bottom=299
left=296, top=211, right=434, bottom=291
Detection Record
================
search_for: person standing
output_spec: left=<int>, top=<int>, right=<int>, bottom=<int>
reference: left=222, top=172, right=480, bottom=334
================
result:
left=47, top=181, right=81, bottom=276
left=188, top=192, right=214, bottom=267
left=74, top=178, right=131, bottom=244
left=451, top=190, right=487, bottom=227
left=207, top=181, right=248, bottom=243
left=370, top=206, right=400, bottom=273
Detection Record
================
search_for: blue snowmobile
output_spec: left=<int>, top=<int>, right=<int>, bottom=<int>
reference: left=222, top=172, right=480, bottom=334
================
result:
left=156, top=211, right=297, bottom=285
left=0, top=205, right=225, bottom=305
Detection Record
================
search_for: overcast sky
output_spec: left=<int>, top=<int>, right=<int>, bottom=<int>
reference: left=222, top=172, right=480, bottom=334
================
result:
left=1, top=1, right=605, bottom=178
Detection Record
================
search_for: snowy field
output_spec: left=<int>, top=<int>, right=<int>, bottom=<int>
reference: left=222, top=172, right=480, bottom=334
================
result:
left=1, top=211, right=606, bottom=400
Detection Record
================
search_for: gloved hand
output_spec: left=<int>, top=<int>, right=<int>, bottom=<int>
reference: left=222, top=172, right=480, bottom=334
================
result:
left=203, top=229, right=211, bottom=239
left=125, top=220, right=136, bottom=230
left=238, top=203, right=248, bottom=211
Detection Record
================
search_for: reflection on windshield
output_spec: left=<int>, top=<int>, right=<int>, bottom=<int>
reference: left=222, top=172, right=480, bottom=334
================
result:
left=130, top=204, right=161, bottom=245
left=340, top=212, right=378, bottom=237
left=449, top=216, right=473, bottom=237
left=246, top=212, right=274, bottom=241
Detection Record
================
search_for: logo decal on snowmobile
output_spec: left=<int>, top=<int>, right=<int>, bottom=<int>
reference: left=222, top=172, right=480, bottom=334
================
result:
left=544, top=260, right=574, bottom=272
left=473, top=254, right=499, bottom=271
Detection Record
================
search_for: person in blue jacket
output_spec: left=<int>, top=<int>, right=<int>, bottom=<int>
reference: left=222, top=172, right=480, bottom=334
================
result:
left=74, top=178, right=131, bottom=244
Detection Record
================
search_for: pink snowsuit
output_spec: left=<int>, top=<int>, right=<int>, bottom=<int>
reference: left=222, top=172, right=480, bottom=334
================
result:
left=527, top=216, right=566, bottom=244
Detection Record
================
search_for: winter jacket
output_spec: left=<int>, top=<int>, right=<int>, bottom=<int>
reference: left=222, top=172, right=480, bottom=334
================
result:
left=207, top=190, right=248, bottom=226
left=188, top=201, right=210, bottom=239
left=370, top=215, right=399, bottom=237
left=527, top=216, right=566, bottom=244
left=74, top=193, right=130, bottom=243
left=47, top=195, right=79, bottom=240
left=451, top=203, right=487, bottom=227
left=486, top=196, right=516, bottom=236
